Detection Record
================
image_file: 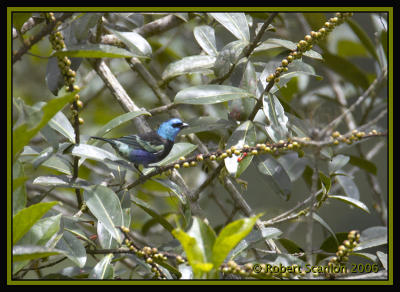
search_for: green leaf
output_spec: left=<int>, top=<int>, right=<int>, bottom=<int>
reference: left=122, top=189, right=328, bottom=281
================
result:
left=346, top=19, right=380, bottom=62
left=302, top=13, right=327, bottom=33
left=337, top=40, right=368, bottom=58
left=255, top=155, right=291, bottom=200
left=174, top=85, right=255, bottom=105
left=209, top=13, right=250, bottom=41
left=263, top=93, right=289, bottom=142
left=348, top=155, right=377, bottom=175
left=53, top=44, right=141, bottom=59
left=229, top=227, right=282, bottom=260
left=162, top=55, right=216, bottom=81
left=108, top=28, right=152, bottom=57
left=312, top=213, right=338, bottom=246
left=336, top=172, right=360, bottom=200
left=48, top=111, right=75, bottom=143
left=214, top=40, right=248, bottom=77
left=376, top=251, right=387, bottom=270
left=322, top=52, right=369, bottom=90
left=93, top=110, right=150, bottom=138
left=18, top=214, right=62, bottom=246
left=278, top=238, right=304, bottom=254
left=153, top=142, right=198, bottom=167
left=224, top=121, right=256, bottom=177
left=13, top=13, right=32, bottom=30
left=193, top=25, right=218, bottom=56
left=329, top=154, right=350, bottom=175
left=172, top=217, right=216, bottom=278
left=212, top=214, right=262, bottom=269
left=56, top=230, right=87, bottom=268
left=328, top=195, right=370, bottom=214
left=70, top=143, right=122, bottom=163
left=319, top=171, right=331, bottom=194
left=355, top=226, right=387, bottom=251
left=13, top=91, right=77, bottom=159
left=13, top=201, right=59, bottom=245
left=240, top=60, right=257, bottom=96
left=84, top=185, right=124, bottom=243
left=13, top=245, right=64, bottom=262
left=179, top=117, right=234, bottom=135
left=131, top=197, right=174, bottom=233
left=33, top=175, right=92, bottom=189
left=89, top=254, right=114, bottom=279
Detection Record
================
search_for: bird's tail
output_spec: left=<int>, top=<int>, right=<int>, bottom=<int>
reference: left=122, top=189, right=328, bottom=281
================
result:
left=90, top=136, right=113, bottom=144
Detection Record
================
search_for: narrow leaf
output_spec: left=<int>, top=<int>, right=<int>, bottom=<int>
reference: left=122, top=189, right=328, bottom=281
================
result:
left=131, top=197, right=174, bottom=233
left=13, top=201, right=59, bottom=245
left=108, top=28, right=152, bottom=57
left=224, top=121, right=256, bottom=177
left=53, top=44, right=142, bottom=59
left=162, top=55, right=216, bottom=81
left=89, top=253, right=114, bottom=279
left=329, top=154, right=350, bottom=174
left=84, top=185, right=124, bottom=243
left=255, top=155, right=291, bottom=200
left=13, top=91, right=77, bottom=158
left=174, top=85, right=255, bottom=105
left=209, top=13, right=250, bottom=41
left=13, top=245, right=64, bottom=262
left=193, top=25, right=218, bottom=56
left=56, top=230, right=87, bottom=268
left=328, top=195, right=370, bottom=213
left=212, top=214, right=262, bottom=269
left=263, top=93, right=289, bottom=142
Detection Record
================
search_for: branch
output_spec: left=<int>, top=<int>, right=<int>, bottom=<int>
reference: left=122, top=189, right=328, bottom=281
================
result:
left=319, top=68, right=387, bottom=138
left=12, top=13, right=73, bottom=64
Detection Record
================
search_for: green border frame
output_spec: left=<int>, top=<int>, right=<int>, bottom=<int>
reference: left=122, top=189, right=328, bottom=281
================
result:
left=7, top=7, right=393, bottom=285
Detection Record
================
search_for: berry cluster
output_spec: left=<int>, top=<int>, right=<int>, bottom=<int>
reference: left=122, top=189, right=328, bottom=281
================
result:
left=47, top=13, right=84, bottom=125
left=328, top=230, right=360, bottom=270
left=266, top=12, right=354, bottom=84
left=119, top=226, right=186, bottom=279
left=331, top=129, right=376, bottom=145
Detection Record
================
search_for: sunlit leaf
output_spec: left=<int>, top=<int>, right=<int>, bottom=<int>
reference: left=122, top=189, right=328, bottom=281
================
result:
left=13, top=245, right=64, bottom=262
left=255, top=155, right=291, bottom=200
left=209, top=13, right=250, bottom=41
left=84, top=185, right=124, bottom=243
left=108, top=28, right=152, bottom=57
left=13, top=91, right=77, bottom=159
left=175, top=85, right=255, bottom=105
left=89, top=253, right=114, bottom=279
left=212, top=214, right=262, bottom=269
left=194, top=25, right=218, bottom=56
left=328, top=195, right=369, bottom=213
left=53, top=44, right=143, bottom=59
left=162, top=55, right=216, bottom=81
left=13, top=201, right=59, bottom=245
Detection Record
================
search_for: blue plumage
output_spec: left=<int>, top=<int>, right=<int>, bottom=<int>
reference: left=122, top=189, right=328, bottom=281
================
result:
left=91, top=118, right=188, bottom=169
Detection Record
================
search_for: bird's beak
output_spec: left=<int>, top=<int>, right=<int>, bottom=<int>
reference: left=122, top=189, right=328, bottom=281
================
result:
left=181, top=122, right=189, bottom=129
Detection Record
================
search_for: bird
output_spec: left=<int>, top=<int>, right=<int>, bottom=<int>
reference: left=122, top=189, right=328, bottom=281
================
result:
left=91, top=118, right=188, bottom=173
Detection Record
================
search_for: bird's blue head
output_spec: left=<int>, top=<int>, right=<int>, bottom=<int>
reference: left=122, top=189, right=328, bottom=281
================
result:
left=157, top=118, right=188, bottom=141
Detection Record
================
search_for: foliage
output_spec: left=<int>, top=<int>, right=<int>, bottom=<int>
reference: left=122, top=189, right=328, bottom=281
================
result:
left=11, top=11, right=388, bottom=281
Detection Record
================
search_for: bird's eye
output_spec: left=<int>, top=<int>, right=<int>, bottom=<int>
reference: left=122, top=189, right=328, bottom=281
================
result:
left=172, top=122, right=183, bottom=128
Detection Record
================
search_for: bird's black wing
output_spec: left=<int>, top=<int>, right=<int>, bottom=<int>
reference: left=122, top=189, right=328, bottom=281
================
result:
left=115, top=131, right=167, bottom=154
